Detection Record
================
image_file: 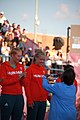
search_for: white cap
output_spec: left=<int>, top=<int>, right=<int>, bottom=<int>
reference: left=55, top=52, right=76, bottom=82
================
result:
left=0, top=36, right=2, bottom=39
left=58, top=50, right=62, bottom=53
left=0, top=12, right=4, bottom=15
left=28, top=48, right=32, bottom=51
left=46, top=50, right=50, bottom=53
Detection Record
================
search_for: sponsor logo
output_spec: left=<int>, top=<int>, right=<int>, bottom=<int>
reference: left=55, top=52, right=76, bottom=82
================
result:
left=33, top=74, right=44, bottom=78
left=4, top=103, right=8, bottom=106
left=20, top=67, right=22, bottom=70
left=7, top=71, right=23, bottom=75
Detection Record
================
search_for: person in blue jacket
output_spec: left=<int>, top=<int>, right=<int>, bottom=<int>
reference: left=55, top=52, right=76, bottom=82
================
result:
left=42, top=65, right=76, bottom=120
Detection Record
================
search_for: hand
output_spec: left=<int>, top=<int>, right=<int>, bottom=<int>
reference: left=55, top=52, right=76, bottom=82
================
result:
left=46, top=75, right=55, bottom=84
left=28, top=103, right=34, bottom=109
left=0, top=78, right=4, bottom=82
left=45, top=74, right=51, bottom=81
left=18, top=72, right=26, bottom=80
left=45, top=74, right=50, bottom=78
left=0, top=85, right=2, bottom=94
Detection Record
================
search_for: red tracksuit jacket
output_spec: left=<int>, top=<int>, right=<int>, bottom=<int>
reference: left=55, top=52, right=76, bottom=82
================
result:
left=0, top=61, right=26, bottom=95
left=25, top=63, right=48, bottom=105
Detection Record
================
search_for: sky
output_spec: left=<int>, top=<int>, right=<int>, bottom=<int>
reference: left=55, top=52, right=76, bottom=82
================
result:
left=0, top=0, right=80, bottom=36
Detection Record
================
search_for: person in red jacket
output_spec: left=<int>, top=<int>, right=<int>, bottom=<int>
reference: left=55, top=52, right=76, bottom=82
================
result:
left=0, top=47, right=26, bottom=120
left=25, top=49, right=48, bottom=120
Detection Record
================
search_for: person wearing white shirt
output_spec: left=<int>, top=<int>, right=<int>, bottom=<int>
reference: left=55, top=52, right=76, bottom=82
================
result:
left=1, top=41, right=10, bottom=62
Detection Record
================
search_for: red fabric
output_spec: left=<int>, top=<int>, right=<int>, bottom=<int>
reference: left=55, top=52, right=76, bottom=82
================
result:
left=74, top=80, right=78, bottom=92
left=0, top=61, right=26, bottom=95
left=56, top=77, right=61, bottom=82
left=25, top=63, right=48, bottom=105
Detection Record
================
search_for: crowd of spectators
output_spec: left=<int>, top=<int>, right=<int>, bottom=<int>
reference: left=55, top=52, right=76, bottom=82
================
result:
left=0, top=11, right=33, bottom=68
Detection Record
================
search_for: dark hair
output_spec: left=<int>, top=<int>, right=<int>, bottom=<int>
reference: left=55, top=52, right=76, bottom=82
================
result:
left=57, top=51, right=62, bottom=58
left=63, top=64, right=74, bottom=71
left=62, top=65, right=75, bottom=85
left=45, top=46, right=50, bottom=50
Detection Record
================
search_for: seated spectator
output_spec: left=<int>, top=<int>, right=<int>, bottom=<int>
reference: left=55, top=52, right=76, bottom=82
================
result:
left=25, top=48, right=33, bottom=66
left=18, top=38, right=26, bottom=55
left=12, top=23, right=17, bottom=29
left=13, top=28, right=20, bottom=45
left=26, top=47, right=32, bottom=58
left=20, top=28, right=27, bottom=43
left=0, top=12, right=6, bottom=30
left=11, top=41, right=17, bottom=49
left=1, top=20, right=9, bottom=36
left=5, top=26, right=14, bottom=47
left=1, top=40, right=10, bottom=62
left=44, top=50, right=52, bottom=69
left=17, top=24, right=22, bottom=35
